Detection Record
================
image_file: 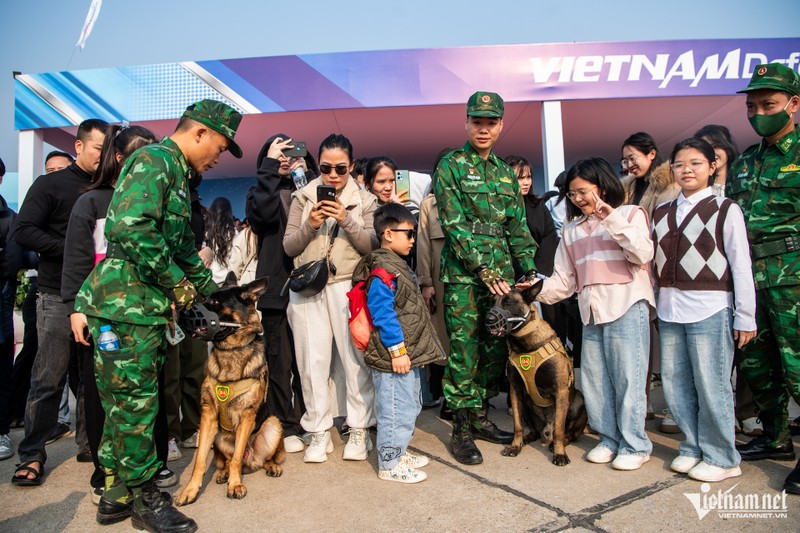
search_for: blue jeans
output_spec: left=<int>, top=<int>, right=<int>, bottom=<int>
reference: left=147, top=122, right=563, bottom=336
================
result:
left=660, top=308, right=740, bottom=468
left=371, top=367, right=421, bottom=470
left=18, top=292, right=74, bottom=463
left=581, top=300, right=652, bottom=457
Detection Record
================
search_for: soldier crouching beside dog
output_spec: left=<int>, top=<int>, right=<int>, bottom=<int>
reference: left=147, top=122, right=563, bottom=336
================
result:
left=433, top=91, right=538, bottom=465
left=75, top=100, right=243, bottom=533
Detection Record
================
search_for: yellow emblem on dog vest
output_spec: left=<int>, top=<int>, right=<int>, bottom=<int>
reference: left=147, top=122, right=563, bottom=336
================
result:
left=215, top=385, right=231, bottom=403
left=519, top=354, right=532, bottom=371
left=509, top=340, right=573, bottom=408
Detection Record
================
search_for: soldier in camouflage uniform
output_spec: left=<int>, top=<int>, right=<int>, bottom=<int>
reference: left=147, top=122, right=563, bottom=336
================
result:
left=433, top=91, right=538, bottom=465
left=725, top=63, right=800, bottom=495
left=76, top=100, right=243, bottom=531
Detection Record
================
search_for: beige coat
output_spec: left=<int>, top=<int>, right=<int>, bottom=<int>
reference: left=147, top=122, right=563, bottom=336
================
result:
left=621, top=162, right=680, bottom=220
left=283, top=176, right=378, bottom=283
left=416, top=194, right=449, bottom=358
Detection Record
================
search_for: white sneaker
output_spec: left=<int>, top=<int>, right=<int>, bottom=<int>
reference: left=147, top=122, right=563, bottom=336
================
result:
left=741, top=417, right=763, bottom=437
left=283, top=435, right=305, bottom=453
left=612, top=454, right=650, bottom=471
left=586, top=444, right=616, bottom=464
left=670, top=455, right=701, bottom=474
left=180, top=431, right=199, bottom=448
left=303, top=431, right=333, bottom=463
left=0, top=434, right=13, bottom=461
left=688, top=461, right=742, bottom=482
left=342, top=428, right=373, bottom=461
left=167, top=438, right=182, bottom=462
left=378, top=462, right=427, bottom=484
left=660, top=409, right=681, bottom=434
left=91, top=486, right=103, bottom=505
left=400, top=451, right=430, bottom=469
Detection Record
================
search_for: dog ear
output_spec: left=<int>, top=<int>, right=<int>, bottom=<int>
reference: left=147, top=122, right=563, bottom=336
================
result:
left=240, top=276, right=269, bottom=302
left=223, top=271, right=239, bottom=288
left=519, top=279, right=543, bottom=304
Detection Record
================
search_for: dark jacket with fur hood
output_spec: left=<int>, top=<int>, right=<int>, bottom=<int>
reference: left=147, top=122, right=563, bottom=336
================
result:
left=620, top=162, right=680, bottom=221
left=352, top=248, right=445, bottom=372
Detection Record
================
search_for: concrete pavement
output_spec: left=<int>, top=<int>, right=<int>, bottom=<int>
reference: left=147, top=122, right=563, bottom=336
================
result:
left=0, top=387, right=797, bottom=533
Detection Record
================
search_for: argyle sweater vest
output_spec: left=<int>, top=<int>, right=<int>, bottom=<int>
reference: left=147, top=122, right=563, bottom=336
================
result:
left=652, top=196, right=733, bottom=291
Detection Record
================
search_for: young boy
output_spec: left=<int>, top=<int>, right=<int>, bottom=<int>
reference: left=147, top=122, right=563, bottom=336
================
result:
left=351, top=203, right=445, bottom=483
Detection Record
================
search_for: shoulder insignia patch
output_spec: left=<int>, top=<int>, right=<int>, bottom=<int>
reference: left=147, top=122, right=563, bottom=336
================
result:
left=780, top=164, right=799, bottom=172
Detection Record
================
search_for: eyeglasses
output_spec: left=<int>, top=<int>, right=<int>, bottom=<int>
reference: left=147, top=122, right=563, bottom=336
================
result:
left=319, top=163, right=350, bottom=176
left=671, top=160, right=708, bottom=173
left=389, top=229, right=416, bottom=239
left=566, top=187, right=598, bottom=200
left=620, top=154, right=639, bottom=168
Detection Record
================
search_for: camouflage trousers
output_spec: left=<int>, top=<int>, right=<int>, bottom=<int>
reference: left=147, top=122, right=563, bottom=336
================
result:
left=738, top=285, right=800, bottom=444
left=442, top=283, right=507, bottom=411
left=87, top=317, right=166, bottom=486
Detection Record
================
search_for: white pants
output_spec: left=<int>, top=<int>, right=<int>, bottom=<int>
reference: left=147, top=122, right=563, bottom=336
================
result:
left=287, top=280, right=375, bottom=433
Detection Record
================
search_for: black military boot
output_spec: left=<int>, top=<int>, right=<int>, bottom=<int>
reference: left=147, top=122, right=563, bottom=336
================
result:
left=471, top=401, right=514, bottom=444
left=785, top=458, right=800, bottom=495
left=450, top=409, right=482, bottom=465
left=736, top=417, right=796, bottom=461
left=97, top=469, right=132, bottom=525
left=131, top=480, right=197, bottom=533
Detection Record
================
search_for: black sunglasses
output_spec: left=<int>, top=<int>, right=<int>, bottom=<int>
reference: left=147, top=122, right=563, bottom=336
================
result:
left=389, top=229, right=416, bottom=239
left=319, top=163, right=350, bottom=176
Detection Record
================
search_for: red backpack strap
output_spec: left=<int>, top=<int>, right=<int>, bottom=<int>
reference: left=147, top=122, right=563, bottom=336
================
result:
left=369, top=267, right=396, bottom=289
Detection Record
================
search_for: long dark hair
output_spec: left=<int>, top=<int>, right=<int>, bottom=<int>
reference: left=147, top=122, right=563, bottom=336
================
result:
left=670, top=137, right=718, bottom=187
left=364, top=156, right=398, bottom=191
left=621, top=132, right=664, bottom=176
left=205, top=197, right=237, bottom=266
left=90, top=124, right=157, bottom=191
left=565, top=158, right=626, bottom=220
left=694, top=124, right=739, bottom=178
left=505, top=155, right=543, bottom=204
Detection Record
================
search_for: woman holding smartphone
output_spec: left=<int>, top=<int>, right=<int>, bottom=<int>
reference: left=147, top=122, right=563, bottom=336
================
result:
left=283, top=133, right=379, bottom=464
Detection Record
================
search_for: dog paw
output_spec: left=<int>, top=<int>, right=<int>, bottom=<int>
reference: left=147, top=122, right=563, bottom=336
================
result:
left=266, top=465, right=283, bottom=478
left=501, top=445, right=521, bottom=457
left=215, top=471, right=229, bottom=484
left=227, top=483, right=247, bottom=500
left=552, top=454, right=570, bottom=466
left=175, top=488, right=198, bottom=507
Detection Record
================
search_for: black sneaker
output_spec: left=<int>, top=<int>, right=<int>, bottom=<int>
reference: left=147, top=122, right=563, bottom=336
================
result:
left=132, top=480, right=197, bottom=533
left=46, top=422, right=72, bottom=444
left=77, top=449, right=93, bottom=463
left=154, top=468, right=177, bottom=488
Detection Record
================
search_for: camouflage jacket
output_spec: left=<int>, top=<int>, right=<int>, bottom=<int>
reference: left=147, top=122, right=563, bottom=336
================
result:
left=433, top=142, right=537, bottom=284
left=726, top=125, right=800, bottom=289
left=75, top=137, right=217, bottom=325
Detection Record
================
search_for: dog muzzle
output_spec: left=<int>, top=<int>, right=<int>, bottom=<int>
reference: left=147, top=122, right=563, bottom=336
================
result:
left=484, top=306, right=530, bottom=337
left=179, top=303, right=242, bottom=342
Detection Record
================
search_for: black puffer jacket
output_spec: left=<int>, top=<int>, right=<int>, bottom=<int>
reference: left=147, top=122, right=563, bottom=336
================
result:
left=352, top=248, right=446, bottom=372
left=246, top=134, right=317, bottom=310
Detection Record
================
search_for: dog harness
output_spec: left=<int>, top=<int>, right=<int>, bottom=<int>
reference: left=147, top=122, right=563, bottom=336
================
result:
left=508, top=322, right=574, bottom=408
left=214, top=378, right=261, bottom=432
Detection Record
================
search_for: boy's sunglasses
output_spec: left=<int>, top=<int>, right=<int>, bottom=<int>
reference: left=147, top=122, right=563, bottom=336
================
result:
left=389, top=229, right=416, bottom=239
left=319, top=163, right=350, bottom=176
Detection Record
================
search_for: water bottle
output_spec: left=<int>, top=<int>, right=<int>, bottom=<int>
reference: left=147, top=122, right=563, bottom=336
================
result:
left=291, top=167, right=307, bottom=189
left=97, top=325, right=121, bottom=352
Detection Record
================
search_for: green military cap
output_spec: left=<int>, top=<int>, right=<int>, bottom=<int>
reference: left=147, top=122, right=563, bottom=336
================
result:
left=467, top=91, right=504, bottom=118
left=182, top=99, right=243, bottom=158
left=738, top=63, right=800, bottom=97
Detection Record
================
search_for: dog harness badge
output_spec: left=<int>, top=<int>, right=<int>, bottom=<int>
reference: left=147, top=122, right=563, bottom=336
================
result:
left=215, top=385, right=230, bottom=403
left=519, top=354, right=532, bottom=371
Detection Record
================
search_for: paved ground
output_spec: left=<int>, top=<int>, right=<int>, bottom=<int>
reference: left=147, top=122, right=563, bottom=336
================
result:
left=0, top=386, right=797, bottom=533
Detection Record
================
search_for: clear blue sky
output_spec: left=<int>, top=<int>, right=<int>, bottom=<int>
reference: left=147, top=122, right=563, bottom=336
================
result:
left=1, top=0, right=797, bottom=173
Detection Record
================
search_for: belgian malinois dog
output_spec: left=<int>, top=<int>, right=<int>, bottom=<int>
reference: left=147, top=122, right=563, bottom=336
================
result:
left=485, top=282, right=587, bottom=466
left=176, top=277, right=285, bottom=505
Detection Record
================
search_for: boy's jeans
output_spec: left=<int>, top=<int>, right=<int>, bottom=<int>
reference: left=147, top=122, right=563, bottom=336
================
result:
left=371, top=367, right=421, bottom=471
left=660, top=308, right=740, bottom=468
left=581, top=300, right=652, bottom=457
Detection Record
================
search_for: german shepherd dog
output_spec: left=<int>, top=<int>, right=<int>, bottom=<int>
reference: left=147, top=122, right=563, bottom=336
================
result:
left=176, top=277, right=285, bottom=505
left=485, top=282, right=587, bottom=466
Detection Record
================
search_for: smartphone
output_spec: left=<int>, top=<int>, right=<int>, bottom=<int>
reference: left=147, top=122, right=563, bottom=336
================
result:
left=317, top=184, right=336, bottom=202
left=283, top=141, right=307, bottom=158
left=395, top=170, right=411, bottom=202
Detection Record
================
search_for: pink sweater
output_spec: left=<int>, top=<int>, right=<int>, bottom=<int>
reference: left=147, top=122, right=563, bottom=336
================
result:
left=538, top=205, right=656, bottom=325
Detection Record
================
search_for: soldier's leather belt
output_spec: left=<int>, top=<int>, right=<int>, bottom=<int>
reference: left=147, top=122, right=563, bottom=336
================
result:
left=106, top=242, right=130, bottom=261
left=751, top=235, right=800, bottom=259
left=470, top=221, right=503, bottom=238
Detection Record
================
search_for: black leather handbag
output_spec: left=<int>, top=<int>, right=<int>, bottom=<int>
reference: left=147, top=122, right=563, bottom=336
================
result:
left=283, top=225, right=339, bottom=297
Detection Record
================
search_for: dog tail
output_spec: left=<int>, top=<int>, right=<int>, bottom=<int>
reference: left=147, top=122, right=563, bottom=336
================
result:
left=249, top=416, right=286, bottom=468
